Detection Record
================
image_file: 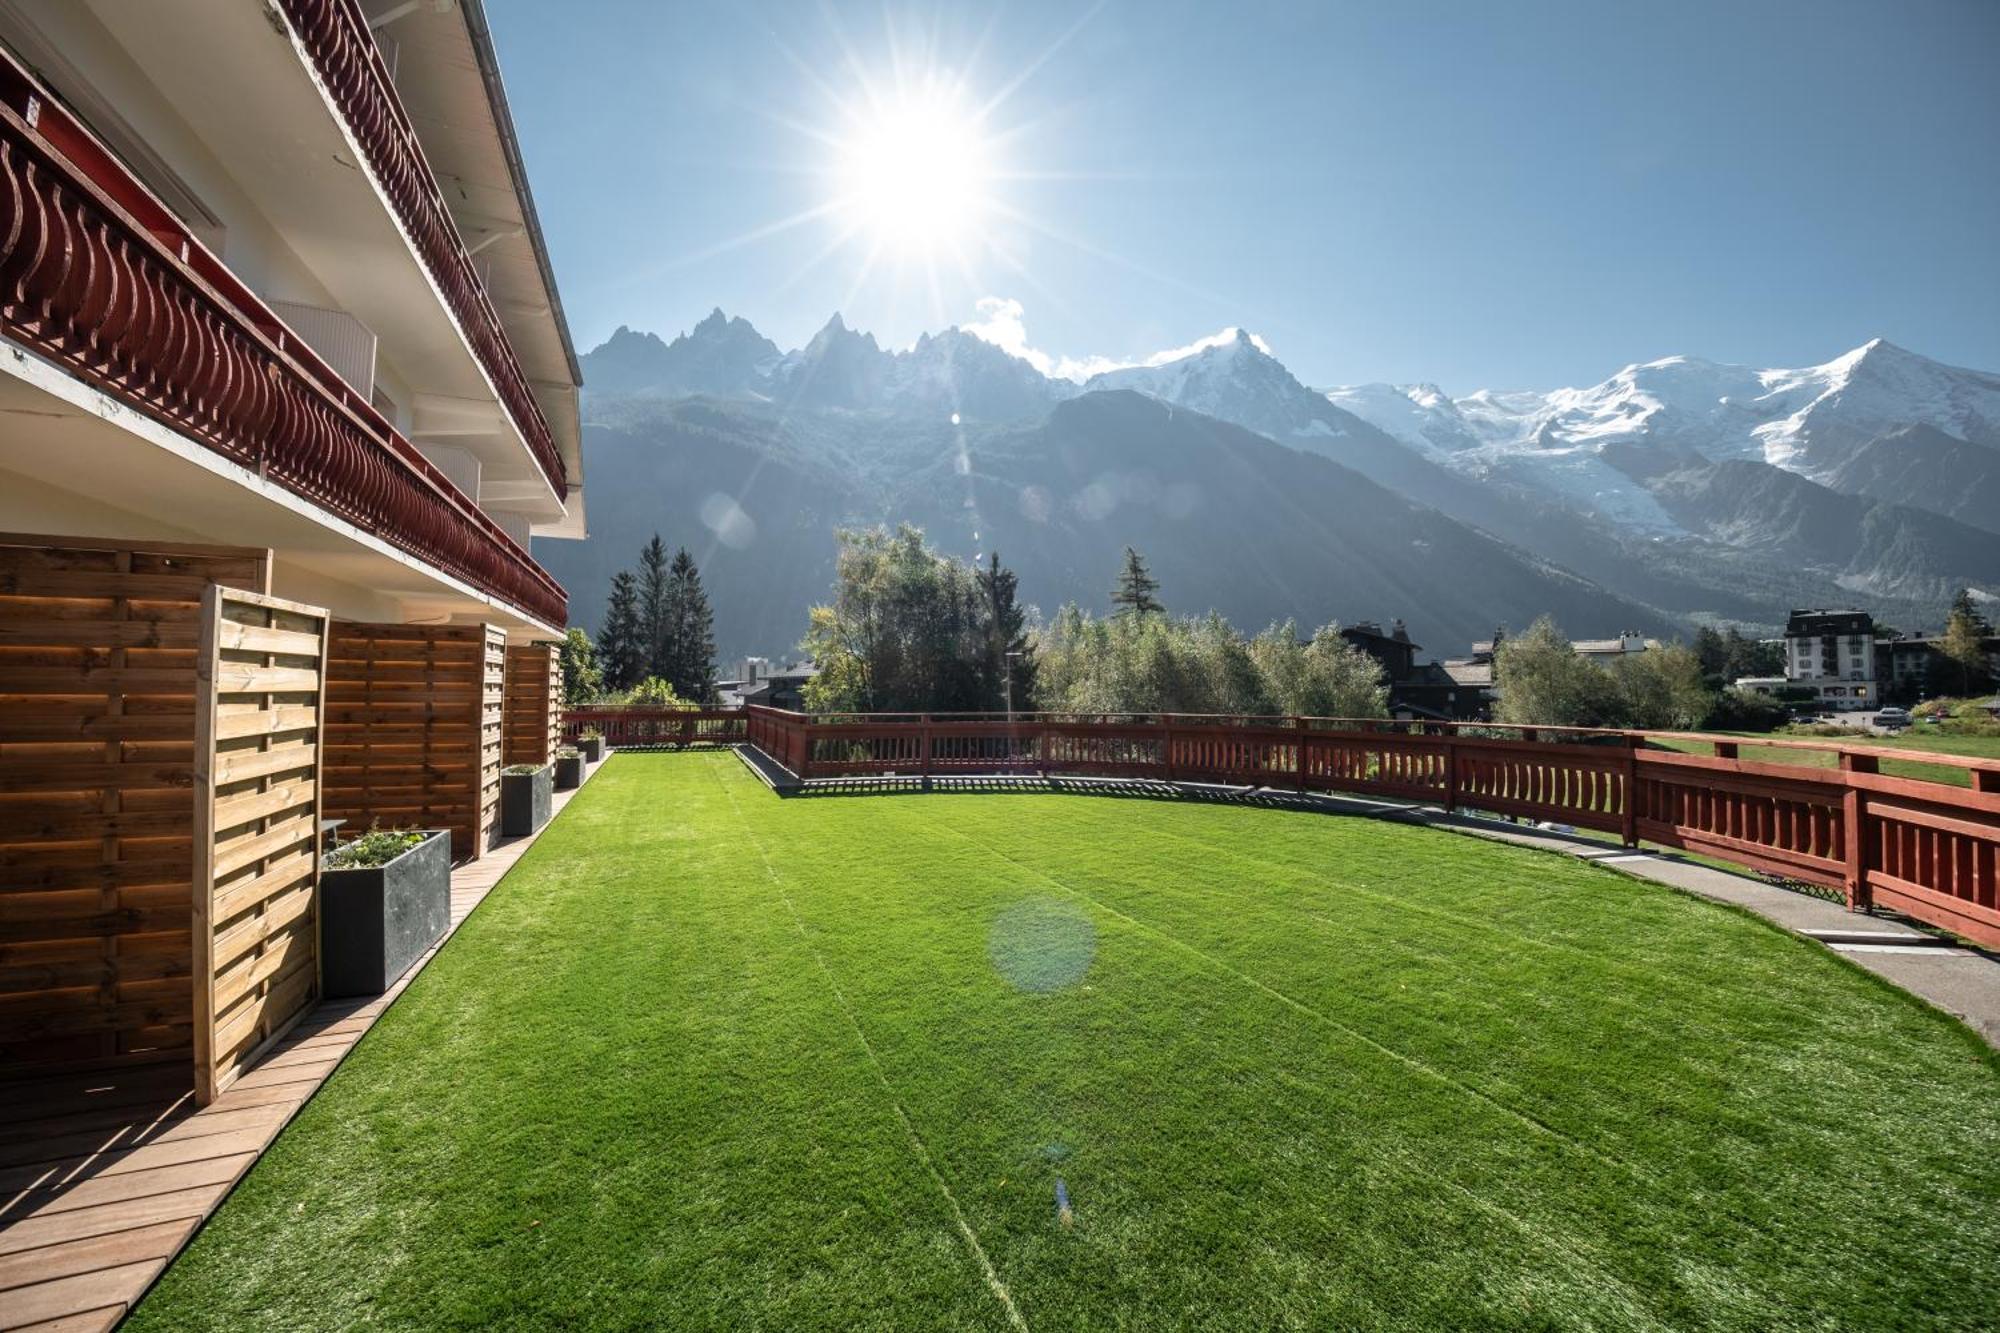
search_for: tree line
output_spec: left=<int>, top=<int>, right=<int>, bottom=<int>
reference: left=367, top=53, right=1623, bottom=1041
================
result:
left=564, top=535, right=717, bottom=706
left=801, top=529, right=1387, bottom=718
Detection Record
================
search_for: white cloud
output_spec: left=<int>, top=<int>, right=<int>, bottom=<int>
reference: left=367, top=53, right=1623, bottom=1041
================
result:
left=961, top=296, right=1271, bottom=383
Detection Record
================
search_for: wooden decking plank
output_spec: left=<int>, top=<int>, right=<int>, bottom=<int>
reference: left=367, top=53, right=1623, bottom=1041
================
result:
left=0, top=1258, right=160, bottom=1330
left=0, top=1219, right=193, bottom=1292
left=0, top=1125, right=276, bottom=1195
left=9, top=1154, right=254, bottom=1220
left=0, top=1186, right=219, bottom=1256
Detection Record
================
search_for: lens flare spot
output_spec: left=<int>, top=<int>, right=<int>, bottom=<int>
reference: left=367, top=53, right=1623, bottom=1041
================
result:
left=988, top=898, right=1095, bottom=993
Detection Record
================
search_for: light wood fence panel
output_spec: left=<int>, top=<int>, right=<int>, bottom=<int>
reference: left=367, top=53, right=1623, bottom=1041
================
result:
left=192, top=586, right=329, bottom=1105
left=0, top=534, right=267, bottom=1077
left=503, top=642, right=562, bottom=767
left=323, top=622, right=503, bottom=861
left=478, top=627, right=505, bottom=852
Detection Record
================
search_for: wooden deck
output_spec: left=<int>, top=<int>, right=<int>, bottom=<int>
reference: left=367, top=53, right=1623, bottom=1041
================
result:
left=0, top=757, right=604, bottom=1331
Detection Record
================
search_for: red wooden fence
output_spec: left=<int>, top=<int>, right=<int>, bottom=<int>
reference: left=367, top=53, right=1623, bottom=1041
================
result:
left=572, top=704, right=2000, bottom=951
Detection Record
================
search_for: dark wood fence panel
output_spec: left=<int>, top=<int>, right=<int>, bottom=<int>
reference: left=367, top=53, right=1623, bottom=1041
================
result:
left=323, top=623, right=502, bottom=861
left=0, top=534, right=267, bottom=1078
left=192, top=587, right=328, bottom=1105
left=502, top=643, right=561, bottom=767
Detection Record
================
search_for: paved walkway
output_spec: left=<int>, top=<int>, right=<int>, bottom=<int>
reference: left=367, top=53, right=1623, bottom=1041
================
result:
left=0, top=759, right=603, bottom=1332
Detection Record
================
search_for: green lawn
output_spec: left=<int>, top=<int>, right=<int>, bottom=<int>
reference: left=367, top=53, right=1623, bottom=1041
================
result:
left=130, top=753, right=2000, bottom=1331
left=1653, top=730, right=2000, bottom=788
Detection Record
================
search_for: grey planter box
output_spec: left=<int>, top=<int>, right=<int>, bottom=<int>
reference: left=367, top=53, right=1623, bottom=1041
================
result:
left=501, top=763, right=553, bottom=836
left=554, top=751, right=584, bottom=790
left=577, top=735, right=605, bottom=763
left=321, top=830, right=450, bottom=998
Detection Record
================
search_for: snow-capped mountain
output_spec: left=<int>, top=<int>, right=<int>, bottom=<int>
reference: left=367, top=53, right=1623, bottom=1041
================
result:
left=1328, top=339, right=2000, bottom=501
left=573, top=311, right=2000, bottom=641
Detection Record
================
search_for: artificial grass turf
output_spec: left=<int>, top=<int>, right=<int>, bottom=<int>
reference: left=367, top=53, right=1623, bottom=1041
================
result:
left=128, top=753, right=2000, bottom=1331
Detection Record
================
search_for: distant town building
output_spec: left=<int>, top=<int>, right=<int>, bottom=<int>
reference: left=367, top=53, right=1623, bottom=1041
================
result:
left=717, top=660, right=819, bottom=710
left=1875, top=632, right=2000, bottom=702
left=1572, top=632, right=1651, bottom=662
left=1341, top=620, right=1490, bottom=721
left=1777, top=609, right=1878, bottom=710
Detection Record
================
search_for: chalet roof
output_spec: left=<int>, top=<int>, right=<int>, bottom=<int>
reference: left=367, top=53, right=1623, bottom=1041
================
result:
left=1441, top=660, right=1494, bottom=688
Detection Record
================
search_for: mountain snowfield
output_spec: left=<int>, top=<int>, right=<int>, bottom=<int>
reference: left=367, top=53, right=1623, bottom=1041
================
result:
left=1324, top=338, right=2000, bottom=535
left=552, top=308, right=2000, bottom=651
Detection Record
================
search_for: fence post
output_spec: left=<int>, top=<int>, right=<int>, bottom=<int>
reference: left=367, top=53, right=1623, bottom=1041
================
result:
left=1444, top=735, right=1459, bottom=816
left=1162, top=720, right=1176, bottom=783
left=920, top=714, right=932, bottom=789
left=1295, top=716, right=1307, bottom=793
left=1621, top=736, right=1640, bottom=848
left=1840, top=751, right=1876, bottom=912
left=1974, top=768, right=2000, bottom=795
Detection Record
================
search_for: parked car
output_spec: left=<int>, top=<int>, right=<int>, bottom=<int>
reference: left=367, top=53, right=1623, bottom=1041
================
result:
left=1877, top=706, right=1911, bottom=730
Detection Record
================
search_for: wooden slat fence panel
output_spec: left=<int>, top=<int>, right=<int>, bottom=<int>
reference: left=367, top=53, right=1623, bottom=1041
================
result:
left=478, top=627, right=505, bottom=852
left=0, top=534, right=267, bottom=1079
left=502, top=642, right=561, bottom=767
left=192, top=587, right=329, bottom=1105
left=323, top=622, right=501, bottom=861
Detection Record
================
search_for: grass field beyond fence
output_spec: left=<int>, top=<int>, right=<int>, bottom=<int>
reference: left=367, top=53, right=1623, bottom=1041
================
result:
left=130, top=753, right=2000, bottom=1331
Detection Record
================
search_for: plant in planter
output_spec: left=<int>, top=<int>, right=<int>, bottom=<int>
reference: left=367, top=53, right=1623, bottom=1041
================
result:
left=320, top=827, right=451, bottom=998
left=554, top=744, right=584, bottom=791
left=577, top=727, right=605, bottom=763
left=500, top=761, right=553, bottom=836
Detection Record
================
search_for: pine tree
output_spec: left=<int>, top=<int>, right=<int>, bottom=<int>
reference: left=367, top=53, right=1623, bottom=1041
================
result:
left=637, top=534, right=671, bottom=680
left=1110, top=546, right=1162, bottom=618
left=978, top=551, right=1035, bottom=709
left=1941, top=588, right=1993, bottom=696
left=599, top=571, right=645, bottom=691
left=663, top=547, right=716, bottom=704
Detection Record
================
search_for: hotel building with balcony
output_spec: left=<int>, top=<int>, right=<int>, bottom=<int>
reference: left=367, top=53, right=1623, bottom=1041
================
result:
left=0, top=0, right=581, bottom=632
left=0, top=1, right=584, bottom=1088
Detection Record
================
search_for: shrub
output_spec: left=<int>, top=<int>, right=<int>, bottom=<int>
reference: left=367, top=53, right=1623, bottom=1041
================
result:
left=325, top=828, right=428, bottom=870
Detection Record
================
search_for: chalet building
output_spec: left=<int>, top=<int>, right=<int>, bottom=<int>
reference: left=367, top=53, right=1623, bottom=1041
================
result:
left=1876, top=632, right=2000, bottom=702
left=1341, top=620, right=1490, bottom=721
left=720, top=659, right=820, bottom=711
left=1781, top=610, right=1879, bottom=710
left=0, top=4, right=583, bottom=1085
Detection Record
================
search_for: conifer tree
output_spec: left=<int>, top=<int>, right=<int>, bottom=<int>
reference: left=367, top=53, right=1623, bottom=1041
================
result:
left=599, top=570, right=645, bottom=691
left=1941, top=587, right=1993, bottom=695
left=663, top=546, right=717, bottom=703
left=1110, top=546, right=1163, bottom=618
left=979, top=551, right=1035, bottom=709
left=637, top=534, right=671, bottom=679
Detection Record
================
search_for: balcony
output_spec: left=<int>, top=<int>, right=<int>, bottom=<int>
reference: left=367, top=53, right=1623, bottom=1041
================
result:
left=0, top=52, right=566, bottom=628
left=273, top=0, right=567, bottom=498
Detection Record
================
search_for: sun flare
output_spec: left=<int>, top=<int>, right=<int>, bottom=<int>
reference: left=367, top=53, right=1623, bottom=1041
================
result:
left=832, top=81, right=993, bottom=257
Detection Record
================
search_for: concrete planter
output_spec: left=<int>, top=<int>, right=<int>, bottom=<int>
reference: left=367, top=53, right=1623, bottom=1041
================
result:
left=554, top=751, right=584, bottom=791
left=501, top=763, right=553, bottom=837
left=320, top=830, right=450, bottom=998
left=577, top=735, right=605, bottom=763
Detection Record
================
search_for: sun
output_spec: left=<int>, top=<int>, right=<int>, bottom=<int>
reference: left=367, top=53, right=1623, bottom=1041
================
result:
left=831, top=80, right=993, bottom=257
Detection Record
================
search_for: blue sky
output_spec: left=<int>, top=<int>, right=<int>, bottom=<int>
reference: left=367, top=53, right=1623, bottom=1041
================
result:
left=487, top=0, right=2000, bottom=392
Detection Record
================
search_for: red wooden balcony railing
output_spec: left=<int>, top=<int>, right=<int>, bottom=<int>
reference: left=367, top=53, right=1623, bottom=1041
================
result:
left=0, top=54, right=566, bottom=629
left=561, top=708, right=749, bottom=749
left=276, top=0, right=567, bottom=496
left=576, top=704, right=2000, bottom=951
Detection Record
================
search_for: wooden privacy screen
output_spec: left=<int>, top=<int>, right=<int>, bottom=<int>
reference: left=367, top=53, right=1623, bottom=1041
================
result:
left=503, top=642, right=562, bottom=767
left=323, top=623, right=505, bottom=860
left=0, top=534, right=268, bottom=1076
left=192, top=586, right=329, bottom=1104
